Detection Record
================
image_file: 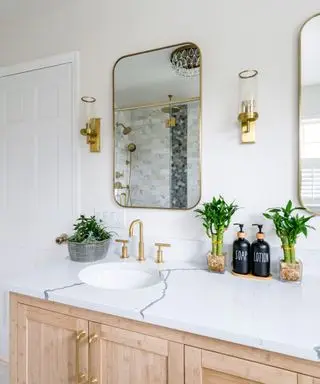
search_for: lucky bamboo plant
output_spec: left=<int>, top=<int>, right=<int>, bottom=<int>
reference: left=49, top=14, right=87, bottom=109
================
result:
left=263, top=200, right=315, bottom=264
left=195, top=196, right=239, bottom=256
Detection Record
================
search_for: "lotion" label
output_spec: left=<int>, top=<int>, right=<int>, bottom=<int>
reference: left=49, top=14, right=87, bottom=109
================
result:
left=253, top=252, right=269, bottom=263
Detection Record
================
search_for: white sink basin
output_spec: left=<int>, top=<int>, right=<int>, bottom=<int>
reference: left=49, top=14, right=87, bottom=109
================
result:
left=78, top=262, right=163, bottom=290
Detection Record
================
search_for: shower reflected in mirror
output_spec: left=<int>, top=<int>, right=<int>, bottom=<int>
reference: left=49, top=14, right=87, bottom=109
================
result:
left=116, top=122, right=132, bottom=135
left=113, top=43, right=201, bottom=209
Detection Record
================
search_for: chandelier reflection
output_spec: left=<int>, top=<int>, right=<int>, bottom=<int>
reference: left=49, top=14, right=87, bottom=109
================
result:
left=170, top=44, right=201, bottom=78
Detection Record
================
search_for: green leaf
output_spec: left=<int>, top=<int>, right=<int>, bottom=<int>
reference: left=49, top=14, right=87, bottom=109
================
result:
left=268, top=209, right=281, bottom=214
left=264, top=200, right=315, bottom=244
left=286, top=200, right=293, bottom=213
left=301, top=216, right=314, bottom=223
left=68, top=214, right=114, bottom=243
left=194, top=196, right=239, bottom=241
left=292, top=207, right=307, bottom=211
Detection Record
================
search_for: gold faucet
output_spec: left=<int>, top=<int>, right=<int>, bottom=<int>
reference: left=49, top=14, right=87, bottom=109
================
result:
left=129, top=219, right=145, bottom=261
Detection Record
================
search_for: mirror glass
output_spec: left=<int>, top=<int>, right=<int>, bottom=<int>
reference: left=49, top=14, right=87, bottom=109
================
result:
left=113, top=43, right=201, bottom=209
left=300, top=15, right=320, bottom=214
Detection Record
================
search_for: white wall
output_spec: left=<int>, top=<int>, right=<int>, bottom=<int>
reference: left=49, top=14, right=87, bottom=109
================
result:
left=0, top=0, right=320, bottom=249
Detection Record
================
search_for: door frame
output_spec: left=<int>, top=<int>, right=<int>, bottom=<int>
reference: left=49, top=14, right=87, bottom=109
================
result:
left=0, top=51, right=81, bottom=217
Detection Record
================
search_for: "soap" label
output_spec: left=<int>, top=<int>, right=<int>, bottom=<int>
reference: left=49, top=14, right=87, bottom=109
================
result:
left=235, top=250, right=248, bottom=261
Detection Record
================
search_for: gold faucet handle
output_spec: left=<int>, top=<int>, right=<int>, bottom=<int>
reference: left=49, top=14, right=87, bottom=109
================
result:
left=154, top=243, right=171, bottom=264
left=155, top=243, right=171, bottom=248
left=115, top=239, right=129, bottom=259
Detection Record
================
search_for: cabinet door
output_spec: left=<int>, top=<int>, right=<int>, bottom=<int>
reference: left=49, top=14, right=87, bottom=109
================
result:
left=298, top=376, right=320, bottom=384
left=185, top=346, right=298, bottom=384
left=88, top=322, right=184, bottom=384
left=17, top=304, right=88, bottom=384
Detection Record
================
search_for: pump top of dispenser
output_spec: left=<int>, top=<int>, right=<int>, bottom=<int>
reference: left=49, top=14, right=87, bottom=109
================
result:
left=234, top=223, right=246, bottom=238
left=252, top=224, right=265, bottom=240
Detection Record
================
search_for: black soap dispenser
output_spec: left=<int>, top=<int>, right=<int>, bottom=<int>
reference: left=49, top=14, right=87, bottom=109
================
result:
left=232, top=224, right=251, bottom=275
left=251, top=224, right=270, bottom=277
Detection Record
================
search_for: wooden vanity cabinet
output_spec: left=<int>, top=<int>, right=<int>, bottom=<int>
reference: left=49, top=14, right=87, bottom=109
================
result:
left=185, top=346, right=298, bottom=384
left=15, top=304, right=88, bottom=384
left=298, top=377, right=320, bottom=384
left=10, top=293, right=320, bottom=384
left=88, top=322, right=184, bottom=384
left=12, top=297, right=184, bottom=384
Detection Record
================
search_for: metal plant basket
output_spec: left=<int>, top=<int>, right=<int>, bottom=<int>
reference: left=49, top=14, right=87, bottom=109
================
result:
left=68, top=239, right=111, bottom=262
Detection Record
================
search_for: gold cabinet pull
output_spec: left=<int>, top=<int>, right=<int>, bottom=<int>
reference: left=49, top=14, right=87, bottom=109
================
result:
left=88, top=334, right=99, bottom=344
left=78, top=372, right=88, bottom=383
left=76, top=330, right=87, bottom=341
left=88, top=332, right=99, bottom=383
left=76, top=330, right=87, bottom=384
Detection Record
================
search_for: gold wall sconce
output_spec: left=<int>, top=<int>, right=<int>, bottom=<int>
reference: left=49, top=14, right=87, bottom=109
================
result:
left=80, top=96, right=101, bottom=152
left=238, top=70, right=259, bottom=144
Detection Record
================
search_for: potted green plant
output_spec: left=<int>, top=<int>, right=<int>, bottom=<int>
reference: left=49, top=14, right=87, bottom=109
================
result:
left=263, top=200, right=315, bottom=282
left=68, top=215, right=113, bottom=262
left=195, top=196, right=239, bottom=273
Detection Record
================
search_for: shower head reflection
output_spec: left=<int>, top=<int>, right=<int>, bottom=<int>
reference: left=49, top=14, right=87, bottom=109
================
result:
left=116, top=122, right=132, bottom=135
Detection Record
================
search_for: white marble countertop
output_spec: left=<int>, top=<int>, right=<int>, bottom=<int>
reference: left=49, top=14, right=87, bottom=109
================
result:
left=3, top=252, right=320, bottom=363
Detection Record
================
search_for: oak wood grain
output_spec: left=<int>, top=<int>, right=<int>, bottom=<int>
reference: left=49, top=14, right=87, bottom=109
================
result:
left=10, top=293, right=320, bottom=380
left=17, top=304, right=88, bottom=384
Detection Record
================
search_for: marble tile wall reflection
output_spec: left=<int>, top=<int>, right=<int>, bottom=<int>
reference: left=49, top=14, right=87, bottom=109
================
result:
left=187, top=102, right=200, bottom=207
left=171, top=105, right=188, bottom=208
left=115, top=101, right=200, bottom=208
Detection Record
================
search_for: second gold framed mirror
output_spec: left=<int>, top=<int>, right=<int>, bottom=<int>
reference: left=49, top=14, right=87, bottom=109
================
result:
left=299, top=14, right=320, bottom=214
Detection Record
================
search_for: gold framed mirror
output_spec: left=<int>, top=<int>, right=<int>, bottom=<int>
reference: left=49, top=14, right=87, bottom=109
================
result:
left=299, top=14, right=320, bottom=214
left=113, top=43, right=201, bottom=209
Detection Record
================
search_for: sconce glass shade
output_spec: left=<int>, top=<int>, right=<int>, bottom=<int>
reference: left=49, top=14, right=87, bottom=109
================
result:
left=238, top=70, right=258, bottom=114
left=80, top=96, right=101, bottom=152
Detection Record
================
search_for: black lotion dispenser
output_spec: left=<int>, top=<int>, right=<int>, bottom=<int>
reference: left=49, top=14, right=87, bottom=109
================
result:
left=232, top=224, right=251, bottom=275
left=251, top=224, right=270, bottom=277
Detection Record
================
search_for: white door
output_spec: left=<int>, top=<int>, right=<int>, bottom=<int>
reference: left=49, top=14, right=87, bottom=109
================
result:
left=0, top=63, right=77, bottom=251
left=0, top=62, right=77, bottom=361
